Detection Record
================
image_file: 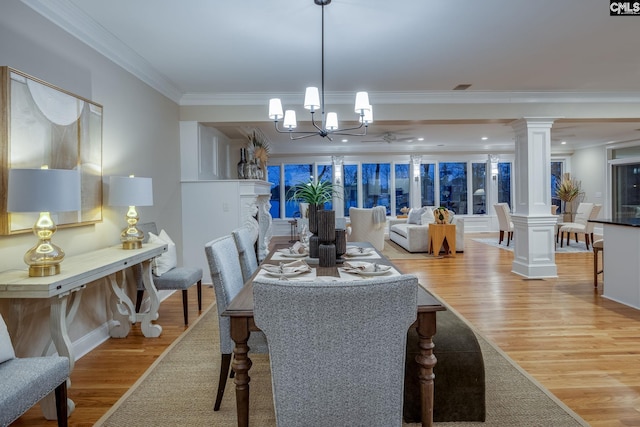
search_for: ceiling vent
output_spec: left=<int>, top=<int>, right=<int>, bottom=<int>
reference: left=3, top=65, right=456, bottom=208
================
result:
left=453, top=84, right=472, bottom=90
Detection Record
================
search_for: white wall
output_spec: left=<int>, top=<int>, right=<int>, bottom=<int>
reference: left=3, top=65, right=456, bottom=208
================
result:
left=0, top=0, right=180, bottom=356
left=571, top=145, right=608, bottom=217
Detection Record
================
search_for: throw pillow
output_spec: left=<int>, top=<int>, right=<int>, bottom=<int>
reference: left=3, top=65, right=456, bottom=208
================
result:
left=407, top=207, right=424, bottom=224
left=421, top=207, right=436, bottom=224
left=148, top=229, right=177, bottom=276
left=0, top=314, right=16, bottom=363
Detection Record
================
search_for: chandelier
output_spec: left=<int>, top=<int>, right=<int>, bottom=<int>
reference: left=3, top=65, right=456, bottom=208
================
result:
left=267, top=0, right=373, bottom=141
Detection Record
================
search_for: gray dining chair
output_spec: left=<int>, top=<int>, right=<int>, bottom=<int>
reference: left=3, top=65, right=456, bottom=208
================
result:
left=253, top=275, right=418, bottom=427
left=231, top=226, right=259, bottom=283
left=204, top=235, right=269, bottom=411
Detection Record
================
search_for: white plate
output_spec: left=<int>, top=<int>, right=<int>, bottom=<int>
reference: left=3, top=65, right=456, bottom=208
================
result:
left=342, top=268, right=391, bottom=276
left=278, top=252, right=308, bottom=258
left=264, top=269, right=311, bottom=278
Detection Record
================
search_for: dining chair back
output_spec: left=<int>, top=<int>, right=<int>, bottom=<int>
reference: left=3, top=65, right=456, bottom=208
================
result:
left=559, top=203, right=601, bottom=249
left=253, top=275, right=418, bottom=427
left=348, top=206, right=387, bottom=251
left=204, top=235, right=268, bottom=411
left=493, top=203, right=514, bottom=246
left=231, top=226, right=259, bottom=283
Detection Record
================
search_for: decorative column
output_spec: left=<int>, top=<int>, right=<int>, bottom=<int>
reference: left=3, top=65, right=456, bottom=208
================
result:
left=332, top=156, right=344, bottom=217
left=410, top=155, right=422, bottom=208
left=510, top=118, right=558, bottom=278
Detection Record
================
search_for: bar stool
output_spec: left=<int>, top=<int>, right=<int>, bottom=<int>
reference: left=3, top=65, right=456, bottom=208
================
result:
left=593, top=239, right=604, bottom=288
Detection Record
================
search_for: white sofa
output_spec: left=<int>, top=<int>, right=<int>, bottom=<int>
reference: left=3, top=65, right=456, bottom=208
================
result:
left=389, top=207, right=465, bottom=253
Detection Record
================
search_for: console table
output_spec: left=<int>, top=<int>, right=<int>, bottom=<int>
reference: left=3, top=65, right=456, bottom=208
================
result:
left=0, top=242, right=167, bottom=420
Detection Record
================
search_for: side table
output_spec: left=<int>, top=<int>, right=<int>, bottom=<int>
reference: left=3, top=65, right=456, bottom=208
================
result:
left=428, top=223, right=456, bottom=255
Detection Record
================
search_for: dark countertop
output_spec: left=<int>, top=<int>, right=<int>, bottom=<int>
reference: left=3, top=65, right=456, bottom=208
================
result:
left=590, top=217, right=640, bottom=227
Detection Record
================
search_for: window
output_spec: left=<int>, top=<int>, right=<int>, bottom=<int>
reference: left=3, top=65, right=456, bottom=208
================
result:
left=612, top=162, right=640, bottom=218
left=551, top=161, right=563, bottom=212
left=284, top=164, right=312, bottom=218
left=362, top=163, right=391, bottom=214
left=342, top=164, right=358, bottom=216
left=394, top=163, right=410, bottom=215
left=316, top=164, right=333, bottom=210
left=420, top=163, right=435, bottom=207
left=439, top=162, right=467, bottom=214
left=267, top=165, right=281, bottom=219
left=472, top=162, right=487, bottom=214
left=497, top=162, right=511, bottom=206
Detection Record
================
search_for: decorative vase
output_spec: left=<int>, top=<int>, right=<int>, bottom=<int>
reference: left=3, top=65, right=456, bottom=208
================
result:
left=237, top=148, right=247, bottom=179
left=335, top=228, right=347, bottom=261
left=243, top=153, right=253, bottom=179
left=308, top=204, right=322, bottom=234
left=309, top=235, right=320, bottom=258
left=319, top=243, right=336, bottom=267
left=317, top=210, right=335, bottom=242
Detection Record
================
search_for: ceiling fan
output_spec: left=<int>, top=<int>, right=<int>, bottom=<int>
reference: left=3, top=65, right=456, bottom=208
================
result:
left=361, top=131, right=416, bottom=144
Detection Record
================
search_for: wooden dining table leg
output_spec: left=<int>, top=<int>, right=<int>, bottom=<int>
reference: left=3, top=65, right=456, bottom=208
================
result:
left=230, top=317, right=252, bottom=427
left=415, top=311, right=437, bottom=427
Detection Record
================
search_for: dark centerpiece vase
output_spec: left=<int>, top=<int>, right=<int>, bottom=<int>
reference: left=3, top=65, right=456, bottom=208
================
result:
left=317, top=210, right=337, bottom=267
left=237, top=148, right=247, bottom=179
left=307, top=203, right=323, bottom=259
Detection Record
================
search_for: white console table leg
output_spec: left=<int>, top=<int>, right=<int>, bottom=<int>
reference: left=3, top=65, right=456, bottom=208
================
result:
left=108, top=270, right=134, bottom=338
left=139, top=259, right=162, bottom=337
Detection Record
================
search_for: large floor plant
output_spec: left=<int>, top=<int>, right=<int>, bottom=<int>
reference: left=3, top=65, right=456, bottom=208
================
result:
left=555, top=173, right=584, bottom=222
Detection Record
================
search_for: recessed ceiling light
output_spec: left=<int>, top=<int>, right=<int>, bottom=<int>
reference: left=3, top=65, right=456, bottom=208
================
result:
left=341, top=139, right=348, bottom=143
left=561, top=141, right=567, bottom=145
left=418, top=137, right=424, bottom=141
left=481, top=136, right=488, bottom=140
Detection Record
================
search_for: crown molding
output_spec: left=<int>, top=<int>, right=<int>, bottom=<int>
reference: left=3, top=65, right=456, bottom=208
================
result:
left=180, top=90, right=640, bottom=106
left=21, top=0, right=183, bottom=103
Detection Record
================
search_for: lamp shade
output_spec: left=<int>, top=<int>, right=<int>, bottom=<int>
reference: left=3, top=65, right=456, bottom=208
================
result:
left=7, top=168, right=80, bottom=213
left=108, top=176, right=153, bottom=207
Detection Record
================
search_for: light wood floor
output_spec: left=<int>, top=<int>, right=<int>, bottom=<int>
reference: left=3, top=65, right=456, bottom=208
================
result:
left=12, top=234, right=640, bottom=426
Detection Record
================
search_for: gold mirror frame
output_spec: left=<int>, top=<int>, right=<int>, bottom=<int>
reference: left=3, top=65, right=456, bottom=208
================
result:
left=0, top=66, right=103, bottom=235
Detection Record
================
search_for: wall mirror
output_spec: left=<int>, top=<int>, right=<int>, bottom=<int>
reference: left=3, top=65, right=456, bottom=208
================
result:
left=0, top=66, right=103, bottom=235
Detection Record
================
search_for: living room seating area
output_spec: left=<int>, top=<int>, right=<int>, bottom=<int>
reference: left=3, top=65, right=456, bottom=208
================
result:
left=389, top=206, right=465, bottom=253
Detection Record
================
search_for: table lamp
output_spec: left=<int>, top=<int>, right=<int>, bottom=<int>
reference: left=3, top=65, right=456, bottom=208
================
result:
left=108, top=175, right=153, bottom=249
left=7, top=167, right=81, bottom=277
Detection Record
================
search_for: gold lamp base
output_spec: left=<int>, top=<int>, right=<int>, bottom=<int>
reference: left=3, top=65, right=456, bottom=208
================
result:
left=122, top=239, right=143, bottom=250
left=29, top=264, right=60, bottom=277
left=120, top=206, right=144, bottom=250
left=25, top=212, right=66, bottom=277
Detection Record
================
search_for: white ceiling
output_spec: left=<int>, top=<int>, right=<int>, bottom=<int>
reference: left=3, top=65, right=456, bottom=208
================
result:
left=22, top=0, right=640, bottom=155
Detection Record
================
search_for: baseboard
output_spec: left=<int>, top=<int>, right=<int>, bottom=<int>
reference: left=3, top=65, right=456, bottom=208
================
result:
left=72, top=289, right=175, bottom=361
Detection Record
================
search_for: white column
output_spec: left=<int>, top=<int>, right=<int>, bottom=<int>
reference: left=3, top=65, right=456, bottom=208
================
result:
left=332, top=156, right=345, bottom=218
left=410, top=155, right=422, bottom=208
left=510, top=118, right=558, bottom=278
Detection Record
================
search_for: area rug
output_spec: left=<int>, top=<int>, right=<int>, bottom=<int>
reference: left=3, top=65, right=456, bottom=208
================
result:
left=95, top=297, right=588, bottom=427
left=473, top=237, right=592, bottom=253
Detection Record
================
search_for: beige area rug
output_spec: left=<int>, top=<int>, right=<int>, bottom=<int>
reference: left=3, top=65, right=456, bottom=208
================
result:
left=382, top=238, right=445, bottom=260
left=95, top=298, right=589, bottom=427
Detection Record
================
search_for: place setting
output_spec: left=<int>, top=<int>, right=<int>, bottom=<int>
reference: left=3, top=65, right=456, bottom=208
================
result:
left=258, top=259, right=314, bottom=280
left=339, top=261, right=399, bottom=278
left=342, top=245, right=381, bottom=260
left=271, top=241, right=309, bottom=261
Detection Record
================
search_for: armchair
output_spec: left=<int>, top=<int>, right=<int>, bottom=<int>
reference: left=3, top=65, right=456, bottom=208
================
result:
left=0, top=314, right=69, bottom=426
left=348, top=206, right=387, bottom=251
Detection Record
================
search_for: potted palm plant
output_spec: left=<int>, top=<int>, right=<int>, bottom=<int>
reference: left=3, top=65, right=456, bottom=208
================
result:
left=556, top=173, right=584, bottom=222
left=286, top=179, right=341, bottom=233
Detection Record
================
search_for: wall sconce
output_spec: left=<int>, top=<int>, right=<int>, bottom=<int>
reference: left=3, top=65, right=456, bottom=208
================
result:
left=108, top=175, right=153, bottom=249
left=332, top=155, right=344, bottom=185
left=7, top=167, right=81, bottom=276
left=411, top=154, right=422, bottom=182
left=489, top=154, right=499, bottom=180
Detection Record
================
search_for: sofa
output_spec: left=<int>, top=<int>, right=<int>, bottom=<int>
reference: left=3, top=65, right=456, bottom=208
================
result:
left=389, top=206, right=464, bottom=253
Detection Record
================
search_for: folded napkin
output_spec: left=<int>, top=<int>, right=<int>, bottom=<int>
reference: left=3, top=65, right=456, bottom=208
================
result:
left=342, top=261, right=391, bottom=273
left=344, top=246, right=375, bottom=257
left=277, top=241, right=307, bottom=255
left=262, top=260, right=311, bottom=274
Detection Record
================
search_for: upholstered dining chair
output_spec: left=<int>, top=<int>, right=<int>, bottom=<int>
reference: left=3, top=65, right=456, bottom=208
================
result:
left=133, top=222, right=203, bottom=325
left=253, top=275, right=418, bottom=427
left=204, top=235, right=269, bottom=411
left=493, top=203, right=514, bottom=246
left=558, top=203, right=601, bottom=249
left=231, top=226, right=259, bottom=283
left=348, top=206, right=387, bottom=251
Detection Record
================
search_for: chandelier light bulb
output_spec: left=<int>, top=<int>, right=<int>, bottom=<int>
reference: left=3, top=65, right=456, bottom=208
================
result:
left=268, top=98, right=283, bottom=120
left=304, top=87, right=321, bottom=111
left=326, top=112, right=339, bottom=130
left=354, top=91, right=370, bottom=114
left=283, top=110, right=297, bottom=129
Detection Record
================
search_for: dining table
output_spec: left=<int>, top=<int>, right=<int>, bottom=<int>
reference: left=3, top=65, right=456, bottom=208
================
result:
left=222, top=242, right=446, bottom=427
